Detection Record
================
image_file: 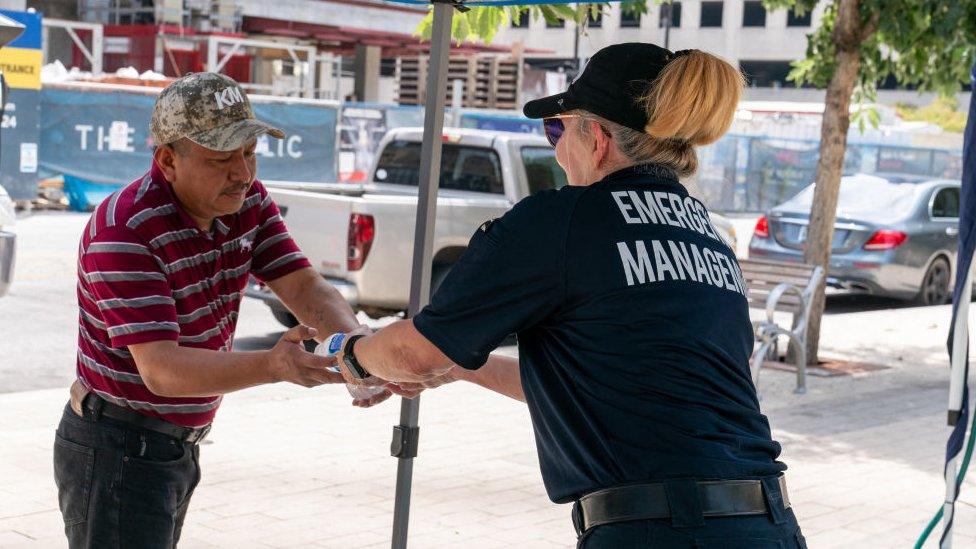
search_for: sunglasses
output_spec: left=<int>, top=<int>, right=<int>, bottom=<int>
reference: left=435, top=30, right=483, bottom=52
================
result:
left=543, top=115, right=578, bottom=147
left=543, top=115, right=611, bottom=147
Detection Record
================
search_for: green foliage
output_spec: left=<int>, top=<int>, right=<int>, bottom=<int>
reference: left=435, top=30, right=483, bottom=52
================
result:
left=416, top=4, right=581, bottom=44
left=896, top=98, right=969, bottom=134
left=779, top=0, right=976, bottom=102
left=851, top=104, right=881, bottom=133
left=418, top=0, right=976, bottom=108
left=416, top=1, right=663, bottom=44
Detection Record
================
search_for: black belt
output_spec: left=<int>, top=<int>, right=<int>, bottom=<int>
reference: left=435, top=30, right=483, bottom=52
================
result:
left=573, top=476, right=790, bottom=533
left=81, top=393, right=211, bottom=444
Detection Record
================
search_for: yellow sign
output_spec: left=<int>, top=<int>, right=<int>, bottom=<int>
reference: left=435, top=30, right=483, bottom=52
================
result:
left=0, top=47, right=42, bottom=90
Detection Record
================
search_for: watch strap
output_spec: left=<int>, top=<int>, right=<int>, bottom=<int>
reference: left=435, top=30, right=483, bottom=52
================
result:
left=343, top=334, right=371, bottom=379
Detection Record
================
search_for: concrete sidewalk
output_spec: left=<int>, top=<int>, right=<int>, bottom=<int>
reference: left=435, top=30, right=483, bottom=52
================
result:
left=2, top=299, right=976, bottom=548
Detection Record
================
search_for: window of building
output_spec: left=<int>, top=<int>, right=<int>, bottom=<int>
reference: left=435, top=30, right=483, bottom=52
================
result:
left=511, top=9, right=529, bottom=29
left=658, top=2, right=681, bottom=28
left=742, top=1, right=766, bottom=27
left=739, top=60, right=793, bottom=87
left=787, top=9, right=812, bottom=27
left=621, top=6, right=641, bottom=28
left=546, top=17, right=566, bottom=28
left=587, top=7, right=603, bottom=28
left=700, top=1, right=723, bottom=27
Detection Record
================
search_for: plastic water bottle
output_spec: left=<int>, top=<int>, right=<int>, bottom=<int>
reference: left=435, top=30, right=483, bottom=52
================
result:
left=315, top=333, right=387, bottom=401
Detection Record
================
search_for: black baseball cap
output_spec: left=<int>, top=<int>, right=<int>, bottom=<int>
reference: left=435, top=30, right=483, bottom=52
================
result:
left=523, top=42, right=689, bottom=133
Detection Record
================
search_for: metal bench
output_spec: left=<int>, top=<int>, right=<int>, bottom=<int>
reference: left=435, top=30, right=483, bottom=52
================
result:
left=741, top=258, right=824, bottom=395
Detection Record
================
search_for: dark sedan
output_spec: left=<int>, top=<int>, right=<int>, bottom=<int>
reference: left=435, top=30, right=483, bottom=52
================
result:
left=749, top=173, right=960, bottom=305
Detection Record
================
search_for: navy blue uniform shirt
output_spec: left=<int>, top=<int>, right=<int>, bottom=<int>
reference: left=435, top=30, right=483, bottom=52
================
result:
left=414, top=164, right=785, bottom=503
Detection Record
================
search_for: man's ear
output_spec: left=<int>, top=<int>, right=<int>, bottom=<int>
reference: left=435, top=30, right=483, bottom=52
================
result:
left=153, top=145, right=178, bottom=182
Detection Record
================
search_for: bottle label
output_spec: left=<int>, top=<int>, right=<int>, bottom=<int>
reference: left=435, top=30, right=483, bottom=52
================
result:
left=326, top=332, right=346, bottom=356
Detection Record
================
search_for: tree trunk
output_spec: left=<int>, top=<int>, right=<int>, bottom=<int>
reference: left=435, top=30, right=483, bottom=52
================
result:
left=802, top=0, right=876, bottom=365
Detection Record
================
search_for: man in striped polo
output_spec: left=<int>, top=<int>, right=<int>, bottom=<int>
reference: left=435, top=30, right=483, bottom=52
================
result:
left=53, top=73, right=377, bottom=547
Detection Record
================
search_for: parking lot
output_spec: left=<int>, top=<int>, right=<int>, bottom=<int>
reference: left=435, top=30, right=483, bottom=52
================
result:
left=1, top=210, right=975, bottom=548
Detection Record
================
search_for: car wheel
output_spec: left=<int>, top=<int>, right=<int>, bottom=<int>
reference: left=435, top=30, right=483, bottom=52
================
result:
left=916, top=257, right=951, bottom=306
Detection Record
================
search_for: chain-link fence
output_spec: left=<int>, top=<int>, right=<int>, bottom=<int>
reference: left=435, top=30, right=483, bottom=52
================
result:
left=692, top=118, right=964, bottom=214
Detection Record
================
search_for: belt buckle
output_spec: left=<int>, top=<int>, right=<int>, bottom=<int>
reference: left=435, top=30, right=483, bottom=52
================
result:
left=185, top=424, right=211, bottom=444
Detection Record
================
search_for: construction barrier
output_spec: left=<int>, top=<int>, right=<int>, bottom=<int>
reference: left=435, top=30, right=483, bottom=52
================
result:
left=0, top=9, right=42, bottom=201
left=39, top=83, right=339, bottom=209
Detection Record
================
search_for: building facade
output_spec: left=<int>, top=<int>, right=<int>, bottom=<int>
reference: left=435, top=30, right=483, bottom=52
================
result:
left=494, top=0, right=827, bottom=88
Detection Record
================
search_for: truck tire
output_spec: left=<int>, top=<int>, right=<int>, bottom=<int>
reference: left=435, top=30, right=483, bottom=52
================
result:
left=271, top=308, right=318, bottom=351
left=272, top=308, right=300, bottom=328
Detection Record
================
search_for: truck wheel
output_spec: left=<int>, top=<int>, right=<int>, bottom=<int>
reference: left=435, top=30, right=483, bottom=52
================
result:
left=915, top=257, right=951, bottom=306
left=272, top=308, right=300, bottom=328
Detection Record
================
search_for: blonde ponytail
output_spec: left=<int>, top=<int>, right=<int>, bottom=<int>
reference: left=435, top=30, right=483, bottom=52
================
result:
left=642, top=50, right=744, bottom=146
left=574, top=49, right=743, bottom=178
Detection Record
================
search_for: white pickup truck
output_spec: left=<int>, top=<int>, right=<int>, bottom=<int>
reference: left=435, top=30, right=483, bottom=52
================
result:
left=247, top=127, right=737, bottom=326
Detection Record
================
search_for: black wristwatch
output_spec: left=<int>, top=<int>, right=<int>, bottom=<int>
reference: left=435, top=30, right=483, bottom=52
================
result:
left=341, top=334, right=371, bottom=380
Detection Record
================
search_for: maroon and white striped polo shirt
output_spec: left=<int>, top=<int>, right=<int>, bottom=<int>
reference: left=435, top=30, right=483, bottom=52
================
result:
left=76, top=161, right=311, bottom=427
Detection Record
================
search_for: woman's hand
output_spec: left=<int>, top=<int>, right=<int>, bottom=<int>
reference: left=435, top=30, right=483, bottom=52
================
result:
left=350, top=369, right=458, bottom=408
left=385, top=367, right=459, bottom=399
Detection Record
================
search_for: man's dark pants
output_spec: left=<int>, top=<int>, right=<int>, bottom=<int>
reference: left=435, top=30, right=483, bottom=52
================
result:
left=53, top=404, right=201, bottom=548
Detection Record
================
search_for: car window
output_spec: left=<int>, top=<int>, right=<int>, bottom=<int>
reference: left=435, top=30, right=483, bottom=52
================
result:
left=521, top=147, right=568, bottom=194
left=374, top=140, right=504, bottom=194
left=931, top=187, right=960, bottom=219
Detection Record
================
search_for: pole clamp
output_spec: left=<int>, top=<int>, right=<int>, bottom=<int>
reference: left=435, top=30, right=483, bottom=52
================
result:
left=949, top=409, right=961, bottom=427
left=391, top=425, right=420, bottom=458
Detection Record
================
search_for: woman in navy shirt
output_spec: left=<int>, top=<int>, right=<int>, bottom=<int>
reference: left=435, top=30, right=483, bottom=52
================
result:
left=337, top=42, right=804, bottom=548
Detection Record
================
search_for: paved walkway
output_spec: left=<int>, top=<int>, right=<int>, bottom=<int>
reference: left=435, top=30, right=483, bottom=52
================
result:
left=1, top=212, right=975, bottom=548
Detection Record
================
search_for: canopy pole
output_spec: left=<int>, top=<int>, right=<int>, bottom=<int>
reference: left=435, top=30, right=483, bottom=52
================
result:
left=391, top=3, right=455, bottom=548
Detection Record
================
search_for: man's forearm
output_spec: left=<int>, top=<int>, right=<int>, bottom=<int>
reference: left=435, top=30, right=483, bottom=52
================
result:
left=290, top=274, right=361, bottom=340
left=456, top=354, right=525, bottom=402
left=133, top=345, right=275, bottom=397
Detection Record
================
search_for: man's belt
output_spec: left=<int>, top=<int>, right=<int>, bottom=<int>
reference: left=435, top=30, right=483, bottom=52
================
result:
left=70, top=380, right=211, bottom=444
left=573, top=476, right=790, bottom=533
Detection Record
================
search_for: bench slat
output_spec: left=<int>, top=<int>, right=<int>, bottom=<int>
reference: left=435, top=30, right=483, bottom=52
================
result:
left=740, top=258, right=816, bottom=271
left=745, top=277, right=817, bottom=289
left=740, top=263, right=817, bottom=278
left=747, top=290, right=803, bottom=303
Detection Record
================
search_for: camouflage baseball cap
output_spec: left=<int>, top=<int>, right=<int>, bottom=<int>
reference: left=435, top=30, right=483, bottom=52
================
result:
left=150, top=72, right=284, bottom=152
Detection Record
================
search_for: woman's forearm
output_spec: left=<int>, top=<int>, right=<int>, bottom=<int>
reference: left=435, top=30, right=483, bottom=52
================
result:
left=457, top=354, right=525, bottom=402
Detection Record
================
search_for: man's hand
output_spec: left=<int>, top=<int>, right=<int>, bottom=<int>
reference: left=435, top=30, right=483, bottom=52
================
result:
left=269, top=325, right=344, bottom=387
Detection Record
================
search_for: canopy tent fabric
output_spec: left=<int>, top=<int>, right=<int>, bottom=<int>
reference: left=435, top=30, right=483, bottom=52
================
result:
left=937, top=61, right=976, bottom=549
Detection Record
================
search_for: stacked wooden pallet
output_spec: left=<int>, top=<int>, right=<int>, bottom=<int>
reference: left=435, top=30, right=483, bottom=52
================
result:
left=396, top=54, right=521, bottom=110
